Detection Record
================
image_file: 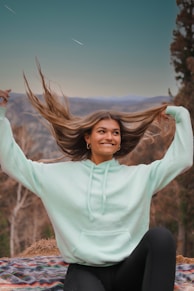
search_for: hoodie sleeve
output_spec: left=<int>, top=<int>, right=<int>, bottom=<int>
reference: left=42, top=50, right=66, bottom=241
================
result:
left=148, top=105, right=193, bottom=194
left=0, top=107, right=42, bottom=195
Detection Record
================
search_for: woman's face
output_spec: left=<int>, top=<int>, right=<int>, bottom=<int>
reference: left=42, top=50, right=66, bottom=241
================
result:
left=85, top=118, right=121, bottom=165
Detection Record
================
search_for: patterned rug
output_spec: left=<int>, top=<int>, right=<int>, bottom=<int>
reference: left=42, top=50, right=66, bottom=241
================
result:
left=0, top=256, right=193, bottom=290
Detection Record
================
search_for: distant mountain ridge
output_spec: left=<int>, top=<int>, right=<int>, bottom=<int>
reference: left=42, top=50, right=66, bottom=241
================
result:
left=7, top=92, right=172, bottom=119
left=66, top=95, right=172, bottom=116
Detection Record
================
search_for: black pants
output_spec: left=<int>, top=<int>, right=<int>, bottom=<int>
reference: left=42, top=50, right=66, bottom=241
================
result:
left=63, top=227, right=176, bottom=291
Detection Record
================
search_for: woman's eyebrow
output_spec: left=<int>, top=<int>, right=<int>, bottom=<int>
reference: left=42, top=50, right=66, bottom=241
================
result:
left=96, top=126, right=120, bottom=130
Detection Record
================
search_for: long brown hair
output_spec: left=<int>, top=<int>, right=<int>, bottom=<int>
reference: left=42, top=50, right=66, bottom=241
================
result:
left=23, top=65, right=170, bottom=161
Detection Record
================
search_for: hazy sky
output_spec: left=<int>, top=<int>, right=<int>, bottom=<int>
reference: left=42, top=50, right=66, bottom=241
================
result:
left=0, top=0, right=178, bottom=98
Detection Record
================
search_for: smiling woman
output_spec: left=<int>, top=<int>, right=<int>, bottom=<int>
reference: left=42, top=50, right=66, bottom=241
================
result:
left=0, top=66, right=193, bottom=291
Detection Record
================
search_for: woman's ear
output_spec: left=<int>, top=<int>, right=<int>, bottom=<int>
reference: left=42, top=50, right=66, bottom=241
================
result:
left=84, top=133, right=90, bottom=144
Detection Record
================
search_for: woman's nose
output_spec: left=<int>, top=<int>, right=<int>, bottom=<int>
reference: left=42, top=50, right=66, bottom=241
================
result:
left=105, top=132, right=112, bottom=140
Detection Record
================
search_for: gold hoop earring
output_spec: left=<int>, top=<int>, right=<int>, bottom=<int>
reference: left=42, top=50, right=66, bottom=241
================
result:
left=87, top=143, right=91, bottom=150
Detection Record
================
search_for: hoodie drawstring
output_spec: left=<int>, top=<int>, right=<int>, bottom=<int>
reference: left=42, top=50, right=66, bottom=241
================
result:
left=102, top=163, right=110, bottom=214
left=87, top=163, right=94, bottom=221
left=87, top=162, right=110, bottom=221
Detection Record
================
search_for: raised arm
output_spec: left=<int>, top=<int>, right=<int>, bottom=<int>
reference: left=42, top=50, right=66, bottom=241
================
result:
left=149, top=105, right=193, bottom=194
left=0, top=90, right=42, bottom=195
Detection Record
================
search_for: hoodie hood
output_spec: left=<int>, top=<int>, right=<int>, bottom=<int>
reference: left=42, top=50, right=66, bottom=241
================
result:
left=82, top=159, right=119, bottom=221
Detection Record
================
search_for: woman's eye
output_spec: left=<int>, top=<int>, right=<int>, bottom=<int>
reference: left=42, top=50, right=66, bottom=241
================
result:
left=98, top=130, right=105, bottom=134
left=113, top=131, right=120, bottom=135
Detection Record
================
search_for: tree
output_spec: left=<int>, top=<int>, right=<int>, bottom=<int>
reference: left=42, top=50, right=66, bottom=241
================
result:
left=170, top=0, right=194, bottom=85
left=8, top=126, right=34, bottom=256
left=150, top=178, right=194, bottom=256
left=171, top=0, right=194, bottom=130
left=0, top=124, right=54, bottom=257
left=170, top=0, right=194, bottom=256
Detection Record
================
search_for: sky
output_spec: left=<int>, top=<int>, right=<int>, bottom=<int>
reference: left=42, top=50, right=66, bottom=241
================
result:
left=0, top=0, right=178, bottom=98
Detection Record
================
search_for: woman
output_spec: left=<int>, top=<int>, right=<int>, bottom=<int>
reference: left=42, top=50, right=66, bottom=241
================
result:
left=0, top=69, right=193, bottom=291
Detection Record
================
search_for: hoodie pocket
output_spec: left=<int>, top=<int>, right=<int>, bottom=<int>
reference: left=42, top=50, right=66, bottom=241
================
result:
left=73, top=229, right=131, bottom=265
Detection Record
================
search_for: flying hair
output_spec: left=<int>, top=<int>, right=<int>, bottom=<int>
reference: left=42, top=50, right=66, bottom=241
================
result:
left=23, top=64, right=172, bottom=161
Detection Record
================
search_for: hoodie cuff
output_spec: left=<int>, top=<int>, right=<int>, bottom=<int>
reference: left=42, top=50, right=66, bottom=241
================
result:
left=165, top=105, right=189, bottom=123
left=166, top=105, right=178, bottom=116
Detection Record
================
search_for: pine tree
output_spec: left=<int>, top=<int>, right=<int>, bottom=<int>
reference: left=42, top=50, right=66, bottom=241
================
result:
left=170, top=0, right=194, bottom=123
left=170, top=0, right=194, bottom=256
left=170, top=0, right=194, bottom=85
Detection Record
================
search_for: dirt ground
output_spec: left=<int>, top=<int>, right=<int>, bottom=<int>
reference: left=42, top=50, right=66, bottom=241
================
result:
left=19, top=239, right=60, bottom=257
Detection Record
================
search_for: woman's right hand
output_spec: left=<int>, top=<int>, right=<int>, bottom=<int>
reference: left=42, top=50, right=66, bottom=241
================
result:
left=0, top=89, right=11, bottom=107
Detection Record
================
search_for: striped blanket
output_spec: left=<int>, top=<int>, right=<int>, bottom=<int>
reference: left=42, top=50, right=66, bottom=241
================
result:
left=0, top=256, right=193, bottom=290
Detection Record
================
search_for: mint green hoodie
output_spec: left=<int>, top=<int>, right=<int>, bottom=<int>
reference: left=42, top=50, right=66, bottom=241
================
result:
left=0, top=106, right=193, bottom=266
